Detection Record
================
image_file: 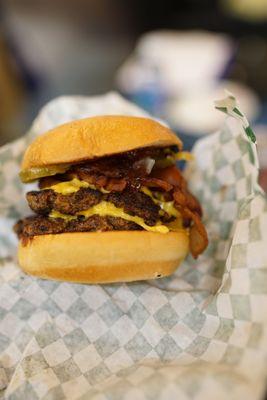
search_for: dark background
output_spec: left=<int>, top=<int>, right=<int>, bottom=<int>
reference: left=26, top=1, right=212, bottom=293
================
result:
left=0, top=0, right=267, bottom=142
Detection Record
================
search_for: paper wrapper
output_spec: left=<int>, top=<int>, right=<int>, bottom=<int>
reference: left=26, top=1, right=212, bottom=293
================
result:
left=0, top=92, right=267, bottom=400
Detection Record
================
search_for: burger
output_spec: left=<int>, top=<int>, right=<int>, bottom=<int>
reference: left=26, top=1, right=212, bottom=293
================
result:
left=14, top=115, right=208, bottom=283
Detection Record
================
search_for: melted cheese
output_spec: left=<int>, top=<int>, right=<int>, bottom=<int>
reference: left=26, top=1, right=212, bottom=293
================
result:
left=155, top=151, right=193, bottom=168
left=166, top=218, right=183, bottom=231
left=49, top=201, right=170, bottom=233
left=50, top=210, right=77, bottom=221
left=49, top=178, right=110, bottom=194
left=175, top=151, right=194, bottom=161
left=141, top=187, right=179, bottom=217
left=48, top=180, right=183, bottom=233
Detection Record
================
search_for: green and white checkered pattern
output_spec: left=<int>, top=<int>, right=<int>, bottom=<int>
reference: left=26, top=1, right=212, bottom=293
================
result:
left=0, top=93, right=267, bottom=400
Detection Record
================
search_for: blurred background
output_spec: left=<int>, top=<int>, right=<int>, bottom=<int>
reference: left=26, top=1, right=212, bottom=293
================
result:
left=1, top=0, right=267, bottom=188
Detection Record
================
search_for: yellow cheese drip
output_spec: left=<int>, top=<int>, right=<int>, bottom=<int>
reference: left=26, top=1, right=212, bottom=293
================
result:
left=50, top=211, right=76, bottom=221
left=49, top=201, right=170, bottom=233
left=141, top=187, right=179, bottom=217
left=156, top=151, right=194, bottom=168
left=48, top=180, right=183, bottom=233
left=175, top=151, right=194, bottom=161
left=49, top=178, right=110, bottom=194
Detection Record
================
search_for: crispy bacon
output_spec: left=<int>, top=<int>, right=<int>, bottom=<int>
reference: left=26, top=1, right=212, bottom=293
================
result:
left=184, top=191, right=202, bottom=216
left=155, top=165, right=207, bottom=257
left=93, top=175, right=108, bottom=188
left=139, top=177, right=173, bottom=192
left=173, top=188, right=202, bottom=216
left=76, top=171, right=127, bottom=192
left=177, top=206, right=208, bottom=258
left=38, top=150, right=208, bottom=258
left=152, top=166, right=187, bottom=189
left=71, top=147, right=167, bottom=180
left=75, top=171, right=108, bottom=188
left=105, top=178, right=127, bottom=192
left=77, top=161, right=127, bottom=179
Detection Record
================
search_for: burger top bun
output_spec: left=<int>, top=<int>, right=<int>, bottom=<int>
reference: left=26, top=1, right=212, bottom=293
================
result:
left=21, top=115, right=182, bottom=171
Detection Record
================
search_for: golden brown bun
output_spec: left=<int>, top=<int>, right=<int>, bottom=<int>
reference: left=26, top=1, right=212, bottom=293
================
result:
left=21, top=115, right=182, bottom=170
left=18, top=230, right=189, bottom=283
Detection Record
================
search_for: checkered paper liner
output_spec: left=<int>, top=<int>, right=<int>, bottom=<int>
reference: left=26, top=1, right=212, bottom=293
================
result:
left=0, top=92, right=267, bottom=400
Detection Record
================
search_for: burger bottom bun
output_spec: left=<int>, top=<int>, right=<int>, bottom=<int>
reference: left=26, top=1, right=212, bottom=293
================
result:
left=18, top=230, right=189, bottom=284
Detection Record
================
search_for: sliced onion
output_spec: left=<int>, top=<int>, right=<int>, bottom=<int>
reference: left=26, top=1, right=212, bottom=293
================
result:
left=133, top=157, right=155, bottom=175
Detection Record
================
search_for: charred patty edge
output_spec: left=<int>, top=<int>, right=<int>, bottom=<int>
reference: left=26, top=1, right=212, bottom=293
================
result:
left=14, top=215, right=143, bottom=244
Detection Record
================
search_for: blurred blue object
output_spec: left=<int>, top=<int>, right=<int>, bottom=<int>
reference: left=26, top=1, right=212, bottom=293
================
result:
left=123, top=88, right=166, bottom=117
left=256, top=102, right=267, bottom=125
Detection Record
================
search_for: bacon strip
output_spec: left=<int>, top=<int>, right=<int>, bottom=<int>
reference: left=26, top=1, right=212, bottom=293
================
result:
left=177, top=206, right=208, bottom=258
left=173, top=188, right=202, bottom=216
left=106, top=178, right=127, bottom=192
left=139, top=177, right=173, bottom=192
left=39, top=157, right=209, bottom=258
left=78, top=172, right=127, bottom=192
left=152, top=166, right=187, bottom=189
left=145, top=167, right=208, bottom=258
left=154, top=165, right=207, bottom=258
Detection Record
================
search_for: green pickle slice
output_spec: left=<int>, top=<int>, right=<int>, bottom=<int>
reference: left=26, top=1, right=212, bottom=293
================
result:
left=19, top=164, right=70, bottom=183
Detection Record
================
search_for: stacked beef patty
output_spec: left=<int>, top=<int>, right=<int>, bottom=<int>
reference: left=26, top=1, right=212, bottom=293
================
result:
left=14, top=147, right=176, bottom=239
left=15, top=188, right=170, bottom=237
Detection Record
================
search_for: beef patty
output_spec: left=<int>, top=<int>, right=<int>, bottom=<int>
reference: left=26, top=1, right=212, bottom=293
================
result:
left=26, top=187, right=163, bottom=226
left=14, top=215, right=142, bottom=240
left=26, top=188, right=101, bottom=216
